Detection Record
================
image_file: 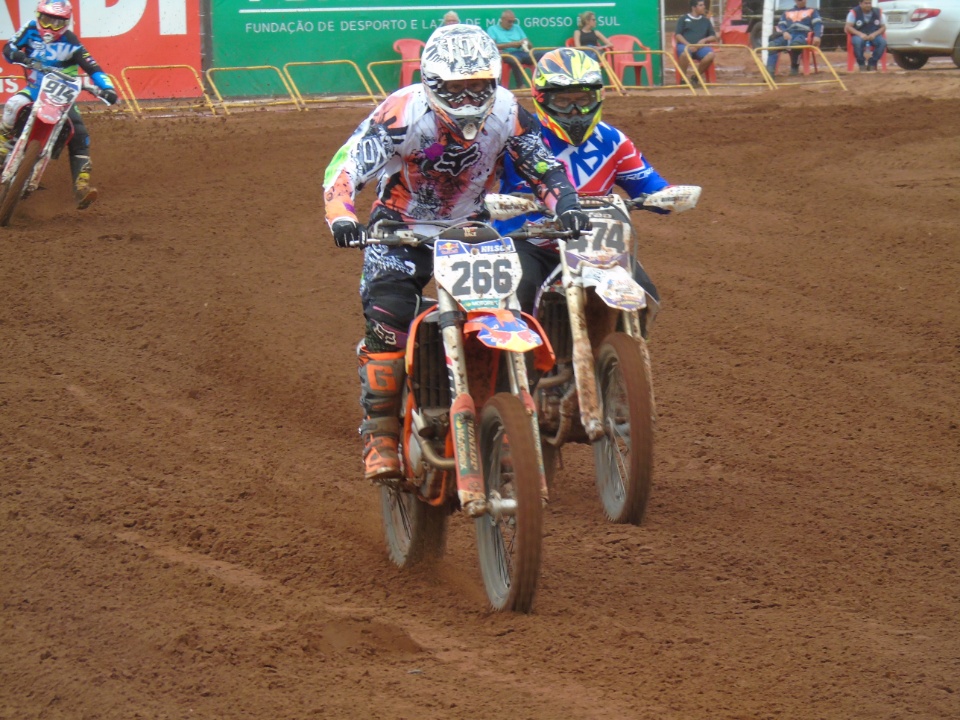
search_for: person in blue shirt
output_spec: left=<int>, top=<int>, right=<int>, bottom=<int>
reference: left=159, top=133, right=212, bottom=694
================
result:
left=1, top=1, right=119, bottom=209
left=487, top=10, right=546, bottom=79
left=766, top=0, right=823, bottom=77
left=845, top=0, right=886, bottom=71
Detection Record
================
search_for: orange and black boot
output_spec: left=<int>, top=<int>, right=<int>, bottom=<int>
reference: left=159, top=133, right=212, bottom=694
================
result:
left=357, top=345, right=406, bottom=483
left=70, top=155, right=98, bottom=210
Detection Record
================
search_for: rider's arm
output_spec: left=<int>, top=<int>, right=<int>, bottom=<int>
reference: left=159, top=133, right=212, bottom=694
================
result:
left=611, top=132, right=671, bottom=215
left=506, top=105, right=579, bottom=216
left=3, top=23, right=32, bottom=63
left=323, top=101, right=401, bottom=227
left=72, top=40, right=114, bottom=90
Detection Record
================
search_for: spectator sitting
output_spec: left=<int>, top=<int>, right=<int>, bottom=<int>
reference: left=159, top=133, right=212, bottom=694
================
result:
left=845, top=0, right=886, bottom=71
left=572, top=11, right=612, bottom=61
left=674, top=0, right=718, bottom=86
left=766, top=0, right=822, bottom=77
left=442, top=10, right=459, bottom=25
left=487, top=10, right=546, bottom=78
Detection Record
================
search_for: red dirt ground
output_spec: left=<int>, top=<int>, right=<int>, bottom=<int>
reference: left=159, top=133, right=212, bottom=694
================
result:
left=2, top=66, right=958, bottom=719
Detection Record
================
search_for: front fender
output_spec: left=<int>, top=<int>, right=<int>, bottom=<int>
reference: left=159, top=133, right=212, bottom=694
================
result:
left=463, top=308, right=555, bottom=372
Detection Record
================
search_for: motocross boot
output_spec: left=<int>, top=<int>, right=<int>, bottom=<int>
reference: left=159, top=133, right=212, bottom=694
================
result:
left=70, top=155, right=98, bottom=210
left=357, top=344, right=406, bottom=483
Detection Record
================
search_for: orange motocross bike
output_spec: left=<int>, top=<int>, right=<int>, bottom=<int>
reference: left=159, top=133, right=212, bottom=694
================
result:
left=358, top=196, right=578, bottom=612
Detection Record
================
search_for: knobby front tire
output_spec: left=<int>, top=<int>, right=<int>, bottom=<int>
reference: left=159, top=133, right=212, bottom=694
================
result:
left=0, top=139, right=41, bottom=227
left=593, top=332, right=655, bottom=525
left=475, top=392, right=543, bottom=613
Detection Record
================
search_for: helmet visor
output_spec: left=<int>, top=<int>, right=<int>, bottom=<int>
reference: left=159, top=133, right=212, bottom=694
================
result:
left=545, top=88, right=600, bottom=115
left=38, top=14, right=68, bottom=31
left=437, top=78, right=496, bottom=109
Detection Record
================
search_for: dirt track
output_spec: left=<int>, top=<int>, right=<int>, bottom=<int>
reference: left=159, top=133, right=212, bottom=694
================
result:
left=2, top=67, right=959, bottom=719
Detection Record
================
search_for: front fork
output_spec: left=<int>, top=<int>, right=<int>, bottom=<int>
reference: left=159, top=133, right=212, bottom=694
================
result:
left=440, top=290, right=549, bottom=516
left=1, top=107, right=64, bottom=195
left=557, top=241, right=642, bottom=443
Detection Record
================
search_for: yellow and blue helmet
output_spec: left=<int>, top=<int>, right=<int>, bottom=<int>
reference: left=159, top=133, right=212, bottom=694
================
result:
left=532, top=48, right=604, bottom=146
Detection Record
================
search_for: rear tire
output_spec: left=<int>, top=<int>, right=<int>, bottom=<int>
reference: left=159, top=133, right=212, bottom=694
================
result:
left=891, top=51, right=928, bottom=70
left=380, top=487, right=447, bottom=568
left=593, top=332, right=654, bottom=525
left=475, top=393, right=543, bottom=612
left=952, top=34, right=960, bottom=68
left=0, top=139, right=41, bottom=227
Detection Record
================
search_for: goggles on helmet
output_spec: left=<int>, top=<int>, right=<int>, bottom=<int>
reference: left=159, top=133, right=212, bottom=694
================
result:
left=435, top=78, right=496, bottom=109
left=544, top=88, right=600, bottom=115
left=38, top=14, right=67, bottom=31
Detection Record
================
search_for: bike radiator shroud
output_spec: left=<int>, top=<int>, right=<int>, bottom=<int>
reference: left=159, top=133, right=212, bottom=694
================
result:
left=411, top=312, right=450, bottom=411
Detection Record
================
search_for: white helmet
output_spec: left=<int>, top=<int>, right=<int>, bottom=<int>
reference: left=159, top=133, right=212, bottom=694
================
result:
left=420, top=24, right=502, bottom=141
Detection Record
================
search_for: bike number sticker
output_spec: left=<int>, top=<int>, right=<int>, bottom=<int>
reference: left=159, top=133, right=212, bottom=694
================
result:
left=39, top=75, right=78, bottom=105
left=566, top=217, right=627, bottom=254
left=434, top=238, right=522, bottom=307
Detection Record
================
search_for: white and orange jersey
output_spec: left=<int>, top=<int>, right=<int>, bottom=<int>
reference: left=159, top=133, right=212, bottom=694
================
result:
left=323, top=84, right=574, bottom=229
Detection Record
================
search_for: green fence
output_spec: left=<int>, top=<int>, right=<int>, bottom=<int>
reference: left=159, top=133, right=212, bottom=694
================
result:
left=211, top=0, right=663, bottom=97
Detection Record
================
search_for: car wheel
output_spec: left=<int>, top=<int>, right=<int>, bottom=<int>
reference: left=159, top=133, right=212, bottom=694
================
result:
left=891, top=51, right=929, bottom=70
left=953, top=33, right=960, bottom=68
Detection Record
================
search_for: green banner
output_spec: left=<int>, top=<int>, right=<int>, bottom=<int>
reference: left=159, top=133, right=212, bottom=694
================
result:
left=210, top=1, right=663, bottom=97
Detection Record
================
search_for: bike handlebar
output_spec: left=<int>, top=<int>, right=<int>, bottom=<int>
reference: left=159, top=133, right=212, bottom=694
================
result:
left=18, top=60, right=111, bottom=102
left=357, top=219, right=581, bottom=249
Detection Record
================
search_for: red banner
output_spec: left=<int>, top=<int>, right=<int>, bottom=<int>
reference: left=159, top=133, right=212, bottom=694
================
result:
left=0, top=0, right=203, bottom=101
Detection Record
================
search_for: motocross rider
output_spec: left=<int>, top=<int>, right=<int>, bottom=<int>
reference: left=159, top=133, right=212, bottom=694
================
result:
left=323, top=24, right=591, bottom=484
left=497, top=48, right=694, bottom=334
left=1, top=1, right=119, bottom=209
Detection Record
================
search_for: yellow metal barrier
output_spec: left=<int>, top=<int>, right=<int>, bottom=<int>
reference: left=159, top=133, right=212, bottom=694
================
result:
left=754, top=45, right=847, bottom=91
left=603, top=49, right=697, bottom=94
left=366, top=59, right=407, bottom=99
left=206, top=66, right=300, bottom=115
left=528, top=46, right=625, bottom=96
left=677, top=44, right=777, bottom=95
left=499, top=53, right=534, bottom=93
left=283, top=60, right=378, bottom=108
left=121, top=65, right=219, bottom=118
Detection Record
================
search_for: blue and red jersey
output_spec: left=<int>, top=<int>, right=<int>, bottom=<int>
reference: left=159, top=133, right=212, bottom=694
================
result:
left=496, top=120, right=669, bottom=237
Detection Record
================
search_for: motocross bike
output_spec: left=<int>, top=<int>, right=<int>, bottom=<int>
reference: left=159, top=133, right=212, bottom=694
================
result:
left=359, top=197, right=576, bottom=612
left=0, top=61, right=111, bottom=226
left=490, top=187, right=701, bottom=525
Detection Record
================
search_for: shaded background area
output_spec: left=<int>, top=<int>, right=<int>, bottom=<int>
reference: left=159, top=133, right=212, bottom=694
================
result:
left=1, top=72, right=958, bottom=719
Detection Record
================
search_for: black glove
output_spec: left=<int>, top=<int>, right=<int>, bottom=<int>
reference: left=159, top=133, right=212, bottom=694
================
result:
left=101, top=88, right=118, bottom=105
left=9, top=49, right=28, bottom=65
left=558, top=208, right=592, bottom=236
left=331, top=219, right=366, bottom=248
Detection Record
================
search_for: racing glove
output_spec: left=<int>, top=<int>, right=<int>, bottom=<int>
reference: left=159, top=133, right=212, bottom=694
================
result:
left=558, top=208, right=592, bottom=236
left=331, top=218, right=367, bottom=248
left=101, top=88, right=118, bottom=105
left=9, top=49, right=28, bottom=65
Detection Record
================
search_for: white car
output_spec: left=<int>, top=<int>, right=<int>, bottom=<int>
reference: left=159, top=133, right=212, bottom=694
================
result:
left=878, top=0, right=960, bottom=69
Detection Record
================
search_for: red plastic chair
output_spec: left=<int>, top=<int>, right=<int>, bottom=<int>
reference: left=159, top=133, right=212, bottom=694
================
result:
left=500, top=55, right=533, bottom=89
left=604, top=34, right=654, bottom=87
left=671, top=34, right=718, bottom=84
left=846, top=31, right=887, bottom=72
left=393, top=38, right=424, bottom=87
left=772, top=32, right=818, bottom=76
